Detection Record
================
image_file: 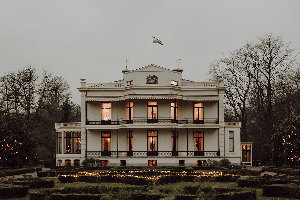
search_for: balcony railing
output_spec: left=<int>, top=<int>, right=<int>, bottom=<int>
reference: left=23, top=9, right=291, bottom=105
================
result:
left=86, top=151, right=220, bottom=158
left=86, top=120, right=120, bottom=125
left=86, top=118, right=218, bottom=125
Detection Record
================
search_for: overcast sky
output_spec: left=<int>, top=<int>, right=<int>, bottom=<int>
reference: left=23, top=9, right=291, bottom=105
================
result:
left=0, top=0, right=299, bottom=104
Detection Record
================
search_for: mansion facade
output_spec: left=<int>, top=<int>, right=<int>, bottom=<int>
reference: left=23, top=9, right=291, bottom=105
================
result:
left=55, top=64, right=244, bottom=167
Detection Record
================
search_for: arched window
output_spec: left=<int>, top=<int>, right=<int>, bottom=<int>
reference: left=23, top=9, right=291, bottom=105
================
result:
left=74, top=159, right=80, bottom=167
left=65, top=159, right=71, bottom=167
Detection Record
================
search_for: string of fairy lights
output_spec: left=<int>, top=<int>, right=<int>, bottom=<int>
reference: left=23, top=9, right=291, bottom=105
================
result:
left=59, top=170, right=239, bottom=182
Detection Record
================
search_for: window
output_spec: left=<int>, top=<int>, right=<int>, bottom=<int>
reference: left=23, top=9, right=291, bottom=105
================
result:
left=148, top=160, right=157, bottom=166
left=147, top=131, right=158, bottom=152
left=172, top=131, right=178, bottom=152
left=127, top=80, right=133, bottom=86
left=126, top=101, right=133, bottom=122
left=65, top=159, right=71, bottom=166
left=120, top=160, right=126, bottom=166
left=242, top=145, right=251, bottom=162
left=197, top=160, right=206, bottom=166
left=127, top=131, right=133, bottom=152
left=74, top=159, right=80, bottom=167
left=179, top=160, right=185, bottom=166
left=194, top=132, right=204, bottom=152
left=101, top=132, right=111, bottom=152
left=57, top=160, right=62, bottom=166
left=229, top=131, right=234, bottom=152
left=147, top=101, right=158, bottom=123
left=64, top=131, right=81, bottom=154
left=193, top=103, right=204, bottom=122
left=102, top=160, right=109, bottom=167
left=57, top=132, right=62, bottom=154
left=101, top=103, right=111, bottom=121
left=171, top=102, right=178, bottom=122
left=171, top=80, right=178, bottom=86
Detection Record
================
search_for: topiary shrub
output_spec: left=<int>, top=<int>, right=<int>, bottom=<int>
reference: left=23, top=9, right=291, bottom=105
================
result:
left=37, top=171, right=49, bottom=177
left=0, top=184, right=29, bottom=198
left=263, top=184, right=300, bottom=199
left=58, top=175, right=76, bottom=183
left=13, top=179, right=55, bottom=188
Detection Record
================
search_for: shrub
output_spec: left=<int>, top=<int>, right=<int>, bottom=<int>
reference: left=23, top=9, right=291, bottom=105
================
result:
left=37, top=171, right=49, bottom=177
left=0, top=184, right=29, bottom=198
left=130, top=192, right=166, bottom=200
left=0, top=167, right=35, bottom=177
left=215, top=175, right=237, bottom=182
left=214, top=189, right=256, bottom=200
left=77, top=175, right=99, bottom=183
left=49, top=193, right=103, bottom=200
left=219, top=159, right=231, bottom=167
left=58, top=175, right=76, bottom=183
left=174, top=195, right=198, bottom=200
left=13, top=179, right=55, bottom=188
left=183, top=185, right=199, bottom=195
left=263, top=184, right=300, bottom=199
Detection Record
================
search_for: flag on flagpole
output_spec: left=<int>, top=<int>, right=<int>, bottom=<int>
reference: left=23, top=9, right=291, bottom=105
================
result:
left=152, top=36, right=163, bottom=45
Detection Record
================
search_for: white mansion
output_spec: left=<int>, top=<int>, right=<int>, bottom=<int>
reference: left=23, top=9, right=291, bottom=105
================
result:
left=55, top=64, right=246, bottom=167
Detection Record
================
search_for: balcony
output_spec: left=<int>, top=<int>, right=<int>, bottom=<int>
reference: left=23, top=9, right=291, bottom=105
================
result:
left=86, top=118, right=218, bottom=125
left=86, top=151, right=220, bottom=158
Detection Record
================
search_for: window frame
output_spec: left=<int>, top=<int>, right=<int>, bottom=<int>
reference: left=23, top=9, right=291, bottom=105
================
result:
left=64, top=131, right=81, bottom=154
left=193, top=102, right=204, bottom=123
left=147, top=101, right=158, bottom=123
left=101, top=131, right=111, bottom=152
left=194, top=131, right=204, bottom=152
left=147, top=130, right=158, bottom=152
left=101, top=102, right=112, bottom=121
left=229, top=131, right=234, bottom=152
left=171, top=101, right=178, bottom=121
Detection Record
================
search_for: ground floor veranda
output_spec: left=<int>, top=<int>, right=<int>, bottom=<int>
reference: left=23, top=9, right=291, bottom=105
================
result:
left=56, top=127, right=241, bottom=166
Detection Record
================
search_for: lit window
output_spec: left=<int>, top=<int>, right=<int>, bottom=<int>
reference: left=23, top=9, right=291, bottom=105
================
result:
left=171, top=80, right=178, bottom=86
left=147, top=131, right=158, bottom=152
left=229, top=131, right=234, bottom=152
left=127, top=80, right=133, bottom=86
left=147, top=101, right=158, bottom=122
left=193, top=103, right=204, bottom=121
left=101, top=103, right=111, bottom=121
left=242, top=145, right=251, bottom=162
left=126, top=101, right=133, bottom=121
left=194, top=132, right=204, bottom=151
left=64, top=131, right=81, bottom=154
left=101, top=131, right=111, bottom=152
left=171, top=102, right=178, bottom=121
left=148, top=160, right=157, bottom=166
left=65, top=159, right=71, bottom=166
left=57, top=160, right=62, bottom=166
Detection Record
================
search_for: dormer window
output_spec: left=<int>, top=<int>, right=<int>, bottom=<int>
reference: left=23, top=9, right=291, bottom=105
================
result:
left=127, top=80, right=133, bottom=86
left=171, top=80, right=178, bottom=86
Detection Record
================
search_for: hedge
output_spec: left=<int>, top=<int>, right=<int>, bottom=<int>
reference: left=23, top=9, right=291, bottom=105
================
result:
left=262, top=167, right=300, bottom=176
left=37, top=171, right=49, bottom=177
left=0, top=167, right=36, bottom=177
left=214, top=189, right=256, bottom=200
left=238, top=176, right=295, bottom=188
left=13, top=179, right=55, bottom=188
left=0, top=184, right=29, bottom=198
left=174, top=195, right=198, bottom=200
left=263, top=184, right=300, bottom=199
left=49, top=193, right=103, bottom=200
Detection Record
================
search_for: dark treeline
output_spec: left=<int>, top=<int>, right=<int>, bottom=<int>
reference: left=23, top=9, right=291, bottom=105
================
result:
left=209, top=34, right=300, bottom=167
left=0, top=67, right=80, bottom=167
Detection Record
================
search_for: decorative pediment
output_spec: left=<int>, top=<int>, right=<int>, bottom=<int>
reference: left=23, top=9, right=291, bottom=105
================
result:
left=133, top=64, right=171, bottom=72
left=146, top=74, right=158, bottom=84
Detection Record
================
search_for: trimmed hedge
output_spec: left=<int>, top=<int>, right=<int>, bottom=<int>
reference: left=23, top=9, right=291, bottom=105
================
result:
left=13, top=179, right=54, bottom=188
left=263, top=184, right=300, bottom=199
left=58, top=175, right=76, bottom=183
left=49, top=193, right=103, bottom=200
left=214, top=189, right=256, bottom=200
left=0, top=167, right=36, bottom=177
left=262, top=167, right=300, bottom=176
left=37, top=171, right=49, bottom=177
left=174, top=195, right=198, bottom=200
left=238, top=176, right=295, bottom=188
left=0, top=184, right=29, bottom=198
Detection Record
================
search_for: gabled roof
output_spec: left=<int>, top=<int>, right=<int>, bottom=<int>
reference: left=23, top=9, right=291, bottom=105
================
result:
left=130, top=64, right=172, bottom=72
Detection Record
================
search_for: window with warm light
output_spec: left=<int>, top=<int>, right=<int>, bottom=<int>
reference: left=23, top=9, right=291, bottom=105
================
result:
left=147, top=131, right=158, bottom=152
left=229, top=131, right=234, bottom=152
left=101, top=132, right=111, bottom=152
left=126, top=101, right=133, bottom=121
left=148, top=160, right=157, bottom=166
left=194, top=132, right=204, bottom=151
left=64, top=131, right=81, bottom=154
left=171, top=80, right=178, bottom=86
left=171, top=102, right=178, bottom=121
left=74, top=159, right=80, bottom=167
left=242, top=145, right=251, bottom=162
left=65, top=159, right=71, bottom=166
left=101, top=103, right=111, bottom=121
left=193, top=103, right=204, bottom=121
left=147, top=101, right=158, bottom=122
left=127, top=80, right=133, bottom=86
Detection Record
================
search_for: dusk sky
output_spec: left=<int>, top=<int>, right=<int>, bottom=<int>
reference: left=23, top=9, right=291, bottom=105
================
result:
left=0, top=0, right=299, bottom=104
